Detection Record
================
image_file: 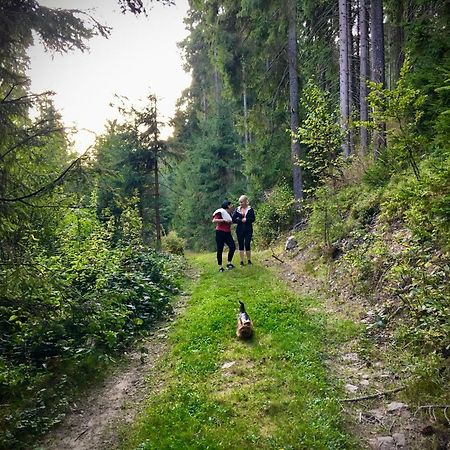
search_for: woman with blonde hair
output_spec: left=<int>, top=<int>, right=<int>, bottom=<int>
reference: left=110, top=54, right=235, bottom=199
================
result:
left=232, top=195, right=256, bottom=266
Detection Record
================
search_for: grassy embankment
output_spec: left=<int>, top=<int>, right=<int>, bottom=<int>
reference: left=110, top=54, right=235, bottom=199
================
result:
left=120, top=252, right=359, bottom=450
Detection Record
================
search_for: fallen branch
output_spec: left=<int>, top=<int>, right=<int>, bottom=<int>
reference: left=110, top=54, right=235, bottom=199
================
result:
left=340, top=386, right=405, bottom=403
left=415, top=404, right=450, bottom=409
left=271, top=253, right=285, bottom=264
left=75, top=427, right=89, bottom=441
left=269, top=246, right=285, bottom=264
left=415, top=405, right=450, bottom=425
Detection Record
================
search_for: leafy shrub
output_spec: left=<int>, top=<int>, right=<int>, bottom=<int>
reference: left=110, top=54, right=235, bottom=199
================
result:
left=296, top=80, right=343, bottom=194
left=387, top=244, right=450, bottom=353
left=298, top=139, right=450, bottom=357
left=306, top=184, right=381, bottom=249
left=361, top=57, right=428, bottom=185
left=377, top=147, right=450, bottom=246
left=254, top=184, right=295, bottom=246
left=162, top=230, right=185, bottom=255
left=0, top=203, right=183, bottom=449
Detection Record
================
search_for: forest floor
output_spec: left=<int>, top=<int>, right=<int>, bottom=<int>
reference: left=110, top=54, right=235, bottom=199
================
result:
left=37, top=251, right=440, bottom=449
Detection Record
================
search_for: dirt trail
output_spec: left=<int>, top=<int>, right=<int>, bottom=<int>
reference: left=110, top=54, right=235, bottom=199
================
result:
left=38, top=293, right=189, bottom=450
left=264, top=249, right=436, bottom=450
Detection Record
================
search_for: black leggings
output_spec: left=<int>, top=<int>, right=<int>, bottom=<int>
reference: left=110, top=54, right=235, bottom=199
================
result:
left=215, top=230, right=236, bottom=265
left=237, top=230, right=253, bottom=251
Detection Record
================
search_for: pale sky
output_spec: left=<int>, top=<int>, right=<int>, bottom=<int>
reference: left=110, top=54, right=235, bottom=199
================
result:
left=27, top=0, right=191, bottom=153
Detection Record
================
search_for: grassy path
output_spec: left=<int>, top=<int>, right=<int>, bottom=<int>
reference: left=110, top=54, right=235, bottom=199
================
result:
left=120, top=253, right=355, bottom=449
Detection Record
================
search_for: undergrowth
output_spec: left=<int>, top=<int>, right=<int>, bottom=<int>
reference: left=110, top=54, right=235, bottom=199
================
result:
left=289, top=149, right=450, bottom=409
left=0, top=205, right=184, bottom=450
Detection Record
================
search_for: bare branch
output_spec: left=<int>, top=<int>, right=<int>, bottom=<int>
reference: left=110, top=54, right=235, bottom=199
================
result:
left=270, top=247, right=285, bottom=263
left=340, top=386, right=405, bottom=402
left=0, top=148, right=91, bottom=203
left=0, top=90, right=54, bottom=106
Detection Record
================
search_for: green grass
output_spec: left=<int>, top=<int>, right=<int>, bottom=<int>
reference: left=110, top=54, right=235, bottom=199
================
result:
left=120, top=253, right=356, bottom=450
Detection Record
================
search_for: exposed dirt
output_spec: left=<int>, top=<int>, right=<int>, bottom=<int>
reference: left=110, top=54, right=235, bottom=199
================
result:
left=264, top=246, right=445, bottom=450
left=37, top=292, right=190, bottom=450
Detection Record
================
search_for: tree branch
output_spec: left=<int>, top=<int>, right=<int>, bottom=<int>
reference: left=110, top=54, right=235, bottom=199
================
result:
left=1, top=83, right=19, bottom=103
left=340, top=386, right=405, bottom=402
left=0, top=90, right=54, bottom=106
left=0, top=126, right=66, bottom=160
left=270, top=247, right=285, bottom=263
left=0, top=152, right=88, bottom=203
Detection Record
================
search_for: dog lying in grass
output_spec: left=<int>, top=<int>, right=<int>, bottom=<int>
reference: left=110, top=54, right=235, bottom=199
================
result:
left=237, top=301, right=253, bottom=339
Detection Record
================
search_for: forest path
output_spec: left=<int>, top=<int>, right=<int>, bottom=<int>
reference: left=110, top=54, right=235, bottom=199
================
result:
left=117, top=252, right=354, bottom=449
left=40, top=251, right=353, bottom=449
left=265, top=249, right=434, bottom=450
left=37, top=251, right=429, bottom=449
left=37, top=290, right=192, bottom=450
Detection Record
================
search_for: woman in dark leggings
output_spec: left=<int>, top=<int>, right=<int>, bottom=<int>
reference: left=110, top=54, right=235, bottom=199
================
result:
left=232, top=195, right=256, bottom=266
left=212, top=200, right=236, bottom=272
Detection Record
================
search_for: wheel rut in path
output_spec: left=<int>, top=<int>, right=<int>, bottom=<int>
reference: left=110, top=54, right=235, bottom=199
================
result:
left=38, top=293, right=190, bottom=450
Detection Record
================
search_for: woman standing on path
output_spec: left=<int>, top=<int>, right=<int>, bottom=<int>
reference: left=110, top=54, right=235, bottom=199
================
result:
left=212, top=200, right=236, bottom=272
left=232, top=195, right=256, bottom=266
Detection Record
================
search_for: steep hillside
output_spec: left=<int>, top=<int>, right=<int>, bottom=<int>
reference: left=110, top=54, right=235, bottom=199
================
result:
left=271, top=151, right=450, bottom=447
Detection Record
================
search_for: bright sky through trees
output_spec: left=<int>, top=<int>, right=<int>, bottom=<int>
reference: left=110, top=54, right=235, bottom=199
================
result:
left=27, top=0, right=191, bottom=153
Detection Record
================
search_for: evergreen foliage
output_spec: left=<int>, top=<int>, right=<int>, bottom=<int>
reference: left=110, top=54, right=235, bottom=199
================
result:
left=0, top=3, right=183, bottom=448
left=169, top=102, right=245, bottom=250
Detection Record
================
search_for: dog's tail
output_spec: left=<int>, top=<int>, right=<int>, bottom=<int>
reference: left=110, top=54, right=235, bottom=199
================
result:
left=239, top=301, right=251, bottom=322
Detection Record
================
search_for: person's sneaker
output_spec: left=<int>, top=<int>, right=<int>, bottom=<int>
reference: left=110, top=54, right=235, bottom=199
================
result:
left=240, top=261, right=244, bottom=267
left=247, top=260, right=252, bottom=265
left=226, top=263, right=235, bottom=270
left=219, top=267, right=225, bottom=272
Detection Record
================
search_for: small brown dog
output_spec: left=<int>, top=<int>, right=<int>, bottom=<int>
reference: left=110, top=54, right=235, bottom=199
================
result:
left=236, top=301, right=253, bottom=339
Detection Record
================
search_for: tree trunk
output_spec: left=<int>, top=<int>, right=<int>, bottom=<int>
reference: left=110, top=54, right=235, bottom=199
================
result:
left=339, top=0, right=350, bottom=157
left=153, top=101, right=161, bottom=250
left=347, top=0, right=354, bottom=155
left=387, top=1, right=404, bottom=88
left=242, top=59, right=249, bottom=147
left=359, top=0, right=369, bottom=154
left=370, top=0, right=386, bottom=156
left=214, top=47, right=220, bottom=107
left=287, top=0, right=303, bottom=220
left=154, top=155, right=161, bottom=249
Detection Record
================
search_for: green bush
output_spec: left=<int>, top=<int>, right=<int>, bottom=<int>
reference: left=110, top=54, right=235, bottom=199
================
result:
left=296, top=80, right=343, bottom=194
left=295, top=140, right=450, bottom=357
left=0, top=204, right=184, bottom=449
left=162, top=230, right=185, bottom=255
left=390, top=154, right=449, bottom=244
left=306, top=183, right=381, bottom=249
left=253, top=184, right=295, bottom=246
